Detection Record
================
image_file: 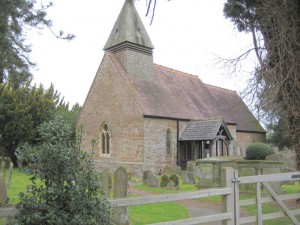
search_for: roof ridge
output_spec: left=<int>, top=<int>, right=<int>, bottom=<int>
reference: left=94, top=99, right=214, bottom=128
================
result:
left=154, top=64, right=199, bottom=79
left=205, top=83, right=236, bottom=93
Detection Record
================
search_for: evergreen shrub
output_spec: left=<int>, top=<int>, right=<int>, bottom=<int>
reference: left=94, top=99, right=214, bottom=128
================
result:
left=246, top=142, right=275, bottom=160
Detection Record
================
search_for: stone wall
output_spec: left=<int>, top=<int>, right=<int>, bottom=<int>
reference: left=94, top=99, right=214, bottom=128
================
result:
left=77, top=54, right=145, bottom=170
left=143, top=118, right=187, bottom=174
left=236, top=131, right=266, bottom=157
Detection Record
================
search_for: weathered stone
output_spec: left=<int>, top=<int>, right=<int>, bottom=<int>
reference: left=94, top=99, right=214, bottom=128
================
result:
left=113, top=167, right=128, bottom=198
left=0, top=172, right=7, bottom=206
left=167, top=180, right=176, bottom=190
left=6, top=162, right=13, bottom=189
left=170, top=174, right=179, bottom=187
left=113, top=167, right=129, bottom=225
left=161, top=165, right=181, bottom=177
left=101, top=170, right=112, bottom=198
left=143, top=170, right=152, bottom=185
left=148, top=173, right=159, bottom=188
left=160, top=175, right=169, bottom=188
left=180, top=171, right=191, bottom=184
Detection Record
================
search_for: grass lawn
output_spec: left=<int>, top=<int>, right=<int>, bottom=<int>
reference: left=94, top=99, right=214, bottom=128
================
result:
left=134, top=180, right=300, bottom=225
left=1, top=170, right=299, bottom=225
left=130, top=202, right=189, bottom=225
left=239, top=182, right=300, bottom=225
left=1, top=168, right=32, bottom=225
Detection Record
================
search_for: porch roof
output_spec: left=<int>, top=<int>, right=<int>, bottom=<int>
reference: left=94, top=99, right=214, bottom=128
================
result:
left=179, top=119, right=233, bottom=141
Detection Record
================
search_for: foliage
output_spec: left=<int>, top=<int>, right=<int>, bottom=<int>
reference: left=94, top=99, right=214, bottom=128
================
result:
left=0, top=83, right=71, bottom=165
left=11, top=116, right=113, bottom=225
left=267, top=119, right=292, bottom=150
left=223, top=0, right=300, bottom=168
left=245, top=142, right=275, bottom=160
left=0, top=0, right=74, bottom=87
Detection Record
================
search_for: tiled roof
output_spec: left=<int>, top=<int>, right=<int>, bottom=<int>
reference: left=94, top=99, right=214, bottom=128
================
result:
left=106, top=52, right=265, bottom=133
left=103, top=0, right=154, bottom=51
left=179, top=119, right=232, bottom=141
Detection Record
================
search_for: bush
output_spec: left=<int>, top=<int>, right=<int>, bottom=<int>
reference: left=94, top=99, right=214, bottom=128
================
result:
left=246, top=142, right=275, bottom=160
left=12, top=116, right=113, bottom=225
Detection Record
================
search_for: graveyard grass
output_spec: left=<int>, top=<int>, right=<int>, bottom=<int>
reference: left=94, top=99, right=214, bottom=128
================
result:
left=1, top=170, right=190, bottom=225
left=130, top=202, right=189, bottom=225
left=1, top=170, right=300, bottom=225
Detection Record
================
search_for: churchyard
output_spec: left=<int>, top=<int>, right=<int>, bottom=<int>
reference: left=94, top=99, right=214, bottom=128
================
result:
left=1, top=161, right=300, bottom=225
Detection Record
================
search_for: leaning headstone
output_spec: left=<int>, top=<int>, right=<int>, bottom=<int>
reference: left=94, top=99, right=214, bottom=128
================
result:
left=160, top=175, right=169, bottom=188
left=101, top=170, right=112, bottom=198
left=169, top=174, right=179, bottom=189
left=113, top=167, right=129, bottom=225
left=143, top=170, right=152, bottom=185
left=148, top=173, right=159, bottom=188
left=0, top=172, right=8, bottom=206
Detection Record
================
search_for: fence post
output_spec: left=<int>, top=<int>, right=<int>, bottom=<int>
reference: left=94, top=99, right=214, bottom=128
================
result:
left=221, top=167, right=235, bottom=225
left=233, top=170, right=240, bottom=225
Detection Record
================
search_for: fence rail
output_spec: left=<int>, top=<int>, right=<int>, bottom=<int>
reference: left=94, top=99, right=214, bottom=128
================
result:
left=1, top=169, right=300, bottom=225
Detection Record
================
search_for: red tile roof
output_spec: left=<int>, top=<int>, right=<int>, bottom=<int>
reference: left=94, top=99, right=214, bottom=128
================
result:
left=106, top=52, right=265, bottom=133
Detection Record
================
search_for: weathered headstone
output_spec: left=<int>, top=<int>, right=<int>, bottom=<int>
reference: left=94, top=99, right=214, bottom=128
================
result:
left=113, top=167, right=129, bottom=225
left=167, top=180, right=176, bottom=190
left=101, top=170, right=112, bottom=198
left=160, top=175, right=169, bottom=188
left=187, top=161, right=196, bottom=184
left=161, top=165, right=181, bottom=177
left=169, top=174, right=179, bottom=190
left=142, top=170, right=151, bottom=185
left=148, top=173, right=159, bottom=188
left=6, top=162, right=13, bottom=189
left=0, top=172, right=7, bottom=206
left=181, top=171, right=191, bottom=184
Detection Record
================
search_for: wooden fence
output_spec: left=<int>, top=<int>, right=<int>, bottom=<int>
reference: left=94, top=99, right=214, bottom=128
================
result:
left=1, top=168, right=300, bottom=225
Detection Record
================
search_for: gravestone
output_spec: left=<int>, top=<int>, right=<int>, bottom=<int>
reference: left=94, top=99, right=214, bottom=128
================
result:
left=161, top=165, right=181, bottom=177
left=113, top=167, right=129, bottom=225
left=0, top=172, right=7, bottom=206
left=167, top=180, right=176, bottom=190
left=6, top=162, right=13, bottom=189
left=148, top=173, right=159, bottom=188
left=180, top=171, right=191, bottom=184
left=160, top=175, right=169, bottom=188
left=101, top=170, right=112, bottom=198
left=187, top=161, right=196, bottom=184
left=169, top=174, right=179, bottom=190
left=143, top=170, right=151, bottom=185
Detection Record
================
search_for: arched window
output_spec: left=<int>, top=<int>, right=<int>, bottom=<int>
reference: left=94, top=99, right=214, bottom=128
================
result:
left=100, top=123, right=110, bottom=156
left=166, top=129, right=171, bottom=155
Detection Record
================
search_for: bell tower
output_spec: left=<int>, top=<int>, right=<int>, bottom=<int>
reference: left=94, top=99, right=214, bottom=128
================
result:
left=104, top=0, right=154, bottom=80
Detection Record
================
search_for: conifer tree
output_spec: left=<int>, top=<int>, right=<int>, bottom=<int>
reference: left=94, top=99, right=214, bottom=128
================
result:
left=0, top=0, right=74, bottom=87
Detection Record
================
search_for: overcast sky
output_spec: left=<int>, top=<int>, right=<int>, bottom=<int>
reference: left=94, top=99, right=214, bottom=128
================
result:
left=29, top=0, right=256, bottom=106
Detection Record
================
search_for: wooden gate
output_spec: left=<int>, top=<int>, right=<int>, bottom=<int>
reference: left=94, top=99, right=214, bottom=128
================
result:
left=233, top=171, right=300, bottom=225
left=1, top=168, right=300, bottom=225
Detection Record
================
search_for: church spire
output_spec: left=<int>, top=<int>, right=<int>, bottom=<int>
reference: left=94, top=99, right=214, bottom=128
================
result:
left=104, top=0, right=154, bottom=54
left=104, top=0, right=154, bottom=80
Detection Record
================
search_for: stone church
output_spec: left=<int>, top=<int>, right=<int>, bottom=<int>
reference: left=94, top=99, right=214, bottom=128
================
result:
left=77, top=0, right=266, bottom=175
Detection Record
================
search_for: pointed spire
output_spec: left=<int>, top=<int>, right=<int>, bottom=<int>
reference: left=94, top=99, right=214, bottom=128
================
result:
left=104, top=0, right=154, bottom=52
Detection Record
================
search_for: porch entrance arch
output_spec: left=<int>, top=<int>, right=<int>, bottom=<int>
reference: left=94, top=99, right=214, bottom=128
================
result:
left=178, top=119, right=233, bottom=170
